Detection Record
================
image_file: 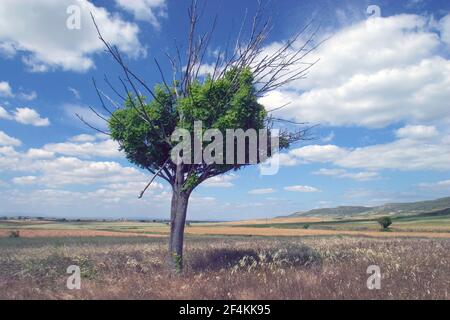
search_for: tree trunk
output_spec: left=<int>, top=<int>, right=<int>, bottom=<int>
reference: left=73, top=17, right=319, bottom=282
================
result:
left=167, top=187, right=190, bottom=271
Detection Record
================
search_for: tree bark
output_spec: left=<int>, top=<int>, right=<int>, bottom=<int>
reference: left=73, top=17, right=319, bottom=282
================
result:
left=167, top=164, right=191, bottom=271
left=168, top=188, right=189, bottom=271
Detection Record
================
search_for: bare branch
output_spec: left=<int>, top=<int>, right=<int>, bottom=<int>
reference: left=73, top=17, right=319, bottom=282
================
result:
left=139, top=158, right=170, bottom=199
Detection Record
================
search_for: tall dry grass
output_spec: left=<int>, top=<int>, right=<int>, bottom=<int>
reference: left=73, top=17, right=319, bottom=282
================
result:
left=0, top=236, right=448, bottom=299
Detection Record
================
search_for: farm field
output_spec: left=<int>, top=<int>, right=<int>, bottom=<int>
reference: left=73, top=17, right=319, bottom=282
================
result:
left=0, top=214, right=449, bottom=299
left=1, top=213, right=450, bottom=239
left=0, top=235, right=448, bottom=299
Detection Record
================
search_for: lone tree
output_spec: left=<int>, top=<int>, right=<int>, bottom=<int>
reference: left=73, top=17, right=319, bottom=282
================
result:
left=82, top=1, right=319, bottom=271
left=377, top=217, right=392, bottom=230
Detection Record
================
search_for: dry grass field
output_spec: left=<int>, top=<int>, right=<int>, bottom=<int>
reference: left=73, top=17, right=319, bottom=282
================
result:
left=0, top=236, right=448, bottom=299
left=0, top=215, right=449, bottom=300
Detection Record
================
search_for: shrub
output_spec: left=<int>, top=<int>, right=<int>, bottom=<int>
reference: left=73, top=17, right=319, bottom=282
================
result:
left=303, top=224, right=310, bottom=229
left=377, top=216, right=392, bottom=230
left=9, top=230, right=20, bottom=238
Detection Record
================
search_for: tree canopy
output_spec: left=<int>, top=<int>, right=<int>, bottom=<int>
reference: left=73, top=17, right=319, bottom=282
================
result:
left=109, top=67, right=277, bottom=192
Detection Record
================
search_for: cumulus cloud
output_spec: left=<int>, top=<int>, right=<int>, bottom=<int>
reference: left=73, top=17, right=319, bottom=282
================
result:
left=1, top=106, right=49, bottom=126
left=312, top=168, right=380, bottom=181
left=284, top=185, right=321, bottom=192
left=13, top=107, right=50, bottom=126
left=418, top=179, right=450, bottom=191
left=26, top=148, right=55, bottom=159
left=276, top=126, right=450, bottom=172
left=43, top=138, right=122, bottom=158
left=18, top=90, right=37, bottom=101
left=3, top=153, right=147, bottom=187
left=0, top=81, right=13, bottom=97
left=395, top=125, right=438, bottom=140
left=0, top=0, right=146, bottom=72
left=290, top=145, right=347, bottom=163
left=248, top=188, right=276, bottom=195
left=0, top=133, right=149, bottom=189
left=440, top=14, right=450, bottom=47
left=260, top=14, right=450, bottom=128
left=115, top=0, right=167, bottom=28
left=202, top=174, right=237, bottom=188
left=0, top=106, right=12, bottom=120
left=0, top=131, right=21, bottom=146
left=1, top=139, right=167, bottom=216
left=12, top=175, right=38, bottom=185
left=69, top=134, right=97, bottom=143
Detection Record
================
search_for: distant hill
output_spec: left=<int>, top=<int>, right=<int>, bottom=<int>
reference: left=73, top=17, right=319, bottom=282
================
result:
left=287, top=196, right=450, bottom=218
left=416, top=207, right=450, bottom=217
left=291, top=206, right=371, bottom=217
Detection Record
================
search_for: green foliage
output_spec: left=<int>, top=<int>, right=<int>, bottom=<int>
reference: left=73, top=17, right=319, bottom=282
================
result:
left=108, top=68, right=272, bottom=180
left=109, top=86, right=177, bottom=171
left=377, top=216, right=392, bottom=230
left=303, top=224, right=310, bottom=229
left=177, top=68, right=266, bottom=132
left=182, top=174, right=199, bottom=192
left=172, top=253, right=183, bottom=273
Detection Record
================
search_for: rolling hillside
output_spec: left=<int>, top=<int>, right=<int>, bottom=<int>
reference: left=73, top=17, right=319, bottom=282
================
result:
left=287, top=196, right=450, bottom=218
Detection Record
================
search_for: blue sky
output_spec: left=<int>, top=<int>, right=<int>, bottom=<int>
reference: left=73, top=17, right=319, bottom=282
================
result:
left=1, top=0, right=450, bottom=220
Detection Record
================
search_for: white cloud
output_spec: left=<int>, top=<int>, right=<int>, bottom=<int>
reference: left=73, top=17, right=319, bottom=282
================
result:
left=340, top=171, right=380, bottom=181
left=275, top=125, right=450, bottom=172
left=322, top=131, right=335, bottom=143
left=18, top=90, right=37, bottom=101
left=6, top=155, right=147, bottom=187
left=0, top=42, right=16, bottom=57
left=312, top=168, right=379, bottom=181
left=1, top=140, right=167, bottom=215
left=12, top=175, right=38, bottom=185
left=202, top=174, right=237, bottom=188
left=115, top=0, right=167, bottom=28
left=68, top=87, right=81, bottom=100
left=0, top=137, right=147, bottom=189
left=0, top=0, right=146, bottom=72
left=284, top=185, right=321, bottom=193
left=13, top=107, right=50, bottom=126
left=0, top=106, right=12, bottom=120
left=418, top=179, right=450, bottom=191
left=69, top=134, right=97, bottom=143
left=248, top=188, right=276, bottom=195
left=0, top=81, right=13, bottom=97
left=335, top=135, right=450, bottom=171
left=0, top=106, right=49, bottom=126
left=395, top=125, right=438, bottom=140
left=312, top=168, right=347, bottom=176
left=43, top=138, right=122, bottom=158
left=260, top=14, right=450, bottom=128
left=290, top=145, right=348, bottom=163
left=26, top=148, right=55, bottom=159
left=440, top=14, right=450, bottom=46
left=0, top=131, right=21, bottom=146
